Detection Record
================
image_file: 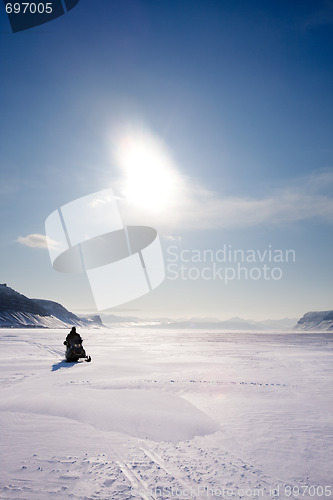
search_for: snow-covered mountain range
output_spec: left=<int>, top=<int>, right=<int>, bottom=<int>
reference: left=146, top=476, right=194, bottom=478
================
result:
left=295, top=310, right=333, bottom=331
left=0, top=284, right=103, bottom=328
left=1, top=283, right=331, bottom=331
left=100, top=313, right=298, bottom=330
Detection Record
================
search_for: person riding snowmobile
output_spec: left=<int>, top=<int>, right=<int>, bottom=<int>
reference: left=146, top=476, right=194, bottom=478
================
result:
left=64, top=326, right=82, bottom=347
left=63, top=327, right=91, bottom=362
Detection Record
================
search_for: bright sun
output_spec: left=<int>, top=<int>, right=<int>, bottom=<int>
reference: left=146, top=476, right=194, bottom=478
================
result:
left=114, top=128, right=180, bottom=211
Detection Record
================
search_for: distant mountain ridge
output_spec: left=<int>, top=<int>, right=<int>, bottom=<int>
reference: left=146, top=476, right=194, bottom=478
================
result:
left=0, top=284, right=103, bottom=328
left=100, top=313, right=297, bottom=330
left=295, top=310, right=333, bottom=331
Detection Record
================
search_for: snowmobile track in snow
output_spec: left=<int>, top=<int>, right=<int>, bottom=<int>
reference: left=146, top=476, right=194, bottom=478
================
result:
left=128, top=437, right=292, bottom=499
left=115, top=445, right=207, bottom=500
left=107, top=437, right=289, bottom=500
left=115, top=458, right=155, bottom=500
left=28, top=340, right=64, bottom=358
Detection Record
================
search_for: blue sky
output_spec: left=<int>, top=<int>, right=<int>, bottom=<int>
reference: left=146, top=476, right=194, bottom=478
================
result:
left=0, top=0, right=332, bottom=320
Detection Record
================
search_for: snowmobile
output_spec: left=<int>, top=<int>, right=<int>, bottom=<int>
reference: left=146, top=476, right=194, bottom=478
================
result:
left=64, top=340, right=91, bottom=363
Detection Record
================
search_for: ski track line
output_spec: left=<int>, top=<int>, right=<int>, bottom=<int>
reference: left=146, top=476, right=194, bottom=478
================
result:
left=1, top=336, right=66, bottom=360
left=144, top=439, right=285, bottom=499
left=139, top=446, right=204, bottom=499
left=109, top=440, right=194, bottom=500
left=113, top=440, right=210, bottom=500
left=78, top=440, right=157, bottom=500
left=135, top=440, right=277, bottom=499
left=0, top=341, right=63, bottom=387
left=115, top=458, right=155, bottom=500
left=29, top=341, right=64, bottom=358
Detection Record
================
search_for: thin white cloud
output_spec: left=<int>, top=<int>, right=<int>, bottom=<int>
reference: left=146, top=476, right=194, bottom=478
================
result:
left=162, top=235, right=182, bottom=242
left=111, top=125, right=333, bottom=232
left=180, top=186, right=333, bottom=230
left=117, top=169, right=333, bottom=231
left=17, top=169, right=333, bottom=255
left=17, top=234, right=60, bottom=250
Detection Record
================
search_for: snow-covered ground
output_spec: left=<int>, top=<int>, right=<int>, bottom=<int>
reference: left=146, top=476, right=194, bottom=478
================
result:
left=0, top=328, right=332, bottom=500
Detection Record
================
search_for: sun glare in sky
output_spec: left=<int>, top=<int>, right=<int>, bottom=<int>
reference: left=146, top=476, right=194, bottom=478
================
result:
left=113, top=128, right=182, bottom=211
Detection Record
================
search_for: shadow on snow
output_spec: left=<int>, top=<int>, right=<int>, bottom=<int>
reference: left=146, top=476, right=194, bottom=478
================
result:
left=51, top=360, right=77, bottom=371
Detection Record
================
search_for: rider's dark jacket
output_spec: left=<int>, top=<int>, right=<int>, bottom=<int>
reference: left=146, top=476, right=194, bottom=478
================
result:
left=65, top=331, right=82, bottom=345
